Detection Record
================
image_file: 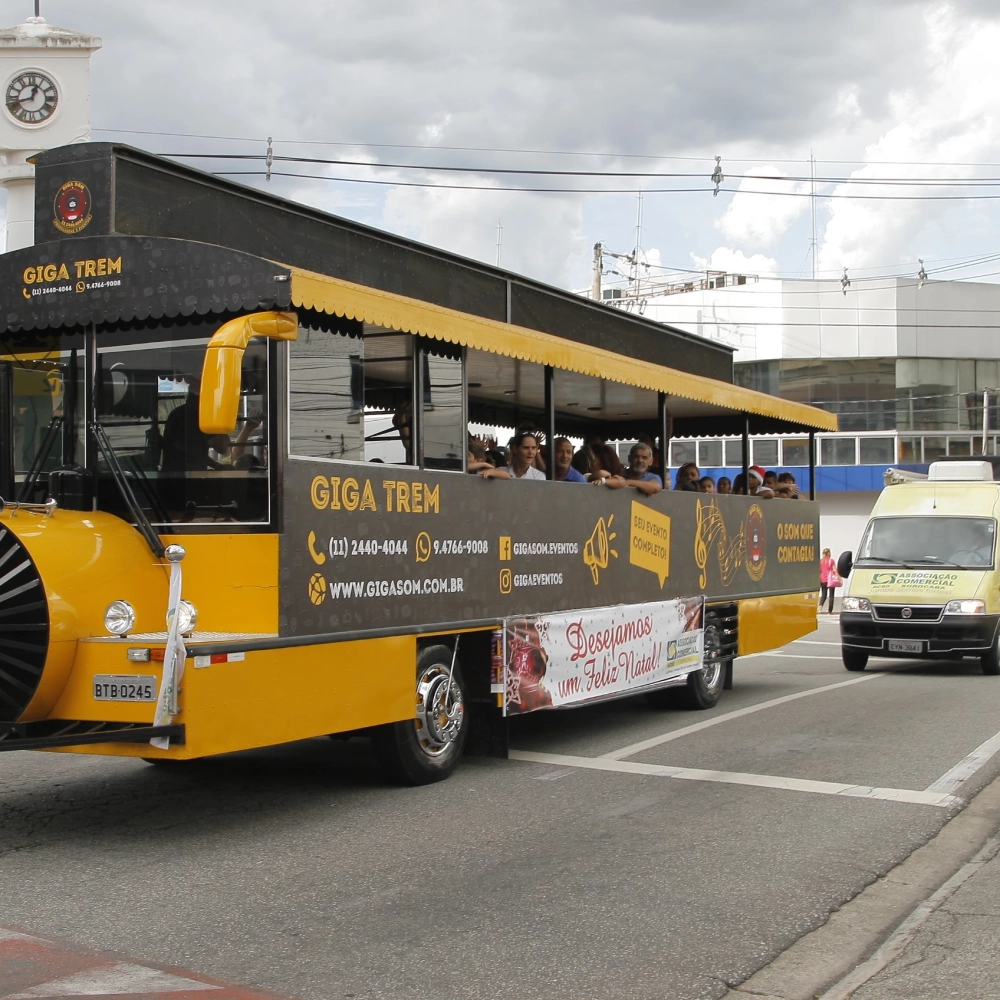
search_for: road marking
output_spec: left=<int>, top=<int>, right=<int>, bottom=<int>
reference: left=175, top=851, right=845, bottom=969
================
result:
left=601, top=673, right=884, bottom=760
left=789, top=640, right=842, bottom=646
left=4, top=962, right=220, bottom=997
left=510, top=750, right=960, bottom=808
left=925, top=728, right=1000, bottom=794
left=818, top=833, right=1000, bottom=999
left=0, top=930, right=42, bottom=943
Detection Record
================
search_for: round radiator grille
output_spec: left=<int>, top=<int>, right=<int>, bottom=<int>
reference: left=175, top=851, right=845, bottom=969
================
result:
left=0, top=527, right=48, bottom=721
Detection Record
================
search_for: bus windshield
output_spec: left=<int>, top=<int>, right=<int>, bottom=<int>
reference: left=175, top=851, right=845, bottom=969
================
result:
left=5, top=325, right=271, bottom=524
left=857, top=516, right=996, bottom=569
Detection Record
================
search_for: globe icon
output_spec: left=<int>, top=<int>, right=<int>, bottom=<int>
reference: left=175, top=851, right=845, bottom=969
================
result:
left=308, top=572, right=327, bottom=606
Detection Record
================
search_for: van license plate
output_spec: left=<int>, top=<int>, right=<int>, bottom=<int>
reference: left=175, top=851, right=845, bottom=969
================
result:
left=93, top=675, right=157, bottom=702
left=887, top=639, right=923, bottom=653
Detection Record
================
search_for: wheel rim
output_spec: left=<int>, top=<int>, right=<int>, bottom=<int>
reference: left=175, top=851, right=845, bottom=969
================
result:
left=413, top=663, right=465, bottom=759
left=700, top=624, right=725, bottom=695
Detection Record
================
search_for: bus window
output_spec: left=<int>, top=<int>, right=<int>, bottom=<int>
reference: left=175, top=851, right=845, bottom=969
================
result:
left=364, top=327, right=413, bottom=465
left=288, top=324, right=364, bottom=463
left=97, top=336, right=271, bottom=524
left=422, top=342, right=464, bottom=472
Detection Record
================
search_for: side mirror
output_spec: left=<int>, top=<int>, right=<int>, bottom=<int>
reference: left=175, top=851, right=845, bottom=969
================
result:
left=199, top=312, right=297, bottom=434
left=837, top=551, right=854, bottom=579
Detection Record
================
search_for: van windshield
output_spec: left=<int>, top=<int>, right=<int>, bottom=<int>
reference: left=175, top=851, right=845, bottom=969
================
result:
left=857, top=516, right=996, bottom=569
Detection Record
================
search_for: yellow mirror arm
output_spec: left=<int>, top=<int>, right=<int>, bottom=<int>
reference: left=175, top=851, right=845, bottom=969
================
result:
left=198, top=311, right=297, bottom=434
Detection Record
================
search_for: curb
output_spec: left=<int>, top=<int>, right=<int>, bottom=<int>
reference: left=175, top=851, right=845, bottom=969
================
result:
left=722, top=768, right=1000, bottom=1000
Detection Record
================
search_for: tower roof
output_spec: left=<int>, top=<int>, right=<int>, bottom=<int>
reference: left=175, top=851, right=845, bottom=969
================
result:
left=0, top=16, right=101, bottom=50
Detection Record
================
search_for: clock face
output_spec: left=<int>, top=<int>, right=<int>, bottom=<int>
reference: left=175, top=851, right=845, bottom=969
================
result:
left=5, top=70, right=58, bottom=126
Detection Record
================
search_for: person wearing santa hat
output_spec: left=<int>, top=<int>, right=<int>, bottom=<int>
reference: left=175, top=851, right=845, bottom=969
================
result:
left=747, top=466, right=775, bottom=498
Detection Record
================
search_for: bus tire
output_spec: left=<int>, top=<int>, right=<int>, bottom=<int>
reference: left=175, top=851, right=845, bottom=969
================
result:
left=372, top=643, right=468, bottom=785
left=842, top=647, right=868, bottom=671
left=677, top=622, right=727, bottom=710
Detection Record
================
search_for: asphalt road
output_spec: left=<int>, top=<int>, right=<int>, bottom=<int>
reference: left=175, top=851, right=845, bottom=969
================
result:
left=2, top=614, right=1000, bottom=1000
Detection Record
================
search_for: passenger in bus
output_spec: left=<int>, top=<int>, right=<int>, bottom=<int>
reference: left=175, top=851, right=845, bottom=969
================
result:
left=597, top=443, right=662, bottom=495
left=580, top=433, right=624, bottom=479
left=676, top=479, right=700, bottom=492
left=731, top=473, right=747, bottom=495
left=570, top=442, right=610, bottom=481
left=700, top=476, right=716, bottom=493
left=776, top=471, right=800, bottom=498
left=467, top=441, right=492, bottom=474
left=673, top=462, right=700, bottom=490
left=486, top=448, right=506, bottom=469
left=513, top=420, right=547, bottom=474
left=481, top=432, right=546, bottom=480
left=764, top=470, right=779, bottom=491
left=553, top=437, right=588, bottom=482
left=637, top=432, right=661, bottom=470
left=717, top=476, right=732, bottom=495
left=748, top=466, right=775, bottom=498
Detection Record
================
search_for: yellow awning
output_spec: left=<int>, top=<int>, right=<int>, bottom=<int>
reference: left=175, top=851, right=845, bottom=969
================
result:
left=286, top=264, right=838, bottom=432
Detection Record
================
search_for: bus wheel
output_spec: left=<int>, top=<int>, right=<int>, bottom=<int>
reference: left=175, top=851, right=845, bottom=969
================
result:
left=373, top=644, right=468, bottom=785
left=677, top=623, right=727, bottom=710
left=842, top=647, right=868, bottom=672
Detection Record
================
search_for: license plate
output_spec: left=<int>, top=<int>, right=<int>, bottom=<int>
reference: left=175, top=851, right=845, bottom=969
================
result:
left=887, top=639, right=924, bottom=653
left=93, top=675, right=157, bottom=702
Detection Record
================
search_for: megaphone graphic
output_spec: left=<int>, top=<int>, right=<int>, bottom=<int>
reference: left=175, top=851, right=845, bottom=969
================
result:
left=583, top=517, right=610, bottom=585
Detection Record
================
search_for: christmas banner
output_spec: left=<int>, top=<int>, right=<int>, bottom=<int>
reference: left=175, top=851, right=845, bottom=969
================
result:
left=504, top=597, right=705, bottom=715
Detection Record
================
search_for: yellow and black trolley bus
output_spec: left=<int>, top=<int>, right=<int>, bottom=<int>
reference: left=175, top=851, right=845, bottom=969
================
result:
left=0, top=143, right=836, bottom=783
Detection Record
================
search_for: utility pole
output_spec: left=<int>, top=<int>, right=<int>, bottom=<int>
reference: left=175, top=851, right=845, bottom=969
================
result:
left=495, top=220, right=502, bottom=267
left=984, top=387, right=993, bottom=456
left=592, top=242, right=602, bottom=301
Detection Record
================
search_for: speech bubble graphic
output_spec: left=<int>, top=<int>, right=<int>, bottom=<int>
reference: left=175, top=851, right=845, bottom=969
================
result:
left=629, top=501, right=671, bottom=587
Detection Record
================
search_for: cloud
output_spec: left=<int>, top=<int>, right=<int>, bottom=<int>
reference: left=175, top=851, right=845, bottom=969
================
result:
left=717, top=167, right=808, bottom=247
left=382, top=185, right=584, bottom=287
left=692, top=247, right=779, bottom=277
left=819, top=5, right=1000, bottom=275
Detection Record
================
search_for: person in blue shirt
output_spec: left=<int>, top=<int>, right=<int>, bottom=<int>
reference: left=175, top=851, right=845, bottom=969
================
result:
left=553, top=437, right=588, bottom=482
left=598, top=442, right=662, bottom=496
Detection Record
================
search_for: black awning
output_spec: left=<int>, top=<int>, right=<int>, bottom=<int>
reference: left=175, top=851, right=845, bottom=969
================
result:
left=0, top=235, right=291, bottom=335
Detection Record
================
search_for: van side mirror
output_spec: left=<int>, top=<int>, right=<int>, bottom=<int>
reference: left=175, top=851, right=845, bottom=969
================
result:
left=837, top=551, right=853, bottom=578
left=199, top=312, right=298, bottom=434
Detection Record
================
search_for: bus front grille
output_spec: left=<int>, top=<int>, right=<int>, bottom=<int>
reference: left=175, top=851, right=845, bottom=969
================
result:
left=0, top=527, right=49, bottom=721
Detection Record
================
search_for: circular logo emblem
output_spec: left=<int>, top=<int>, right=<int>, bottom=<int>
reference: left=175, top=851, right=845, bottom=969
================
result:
left=902, top=607, right=912, bottom=619
left=53, top=180, right=92, bottom=235
left=745, top=503, right=767, bottom=582
left=307, top=572, right=327, bottom=606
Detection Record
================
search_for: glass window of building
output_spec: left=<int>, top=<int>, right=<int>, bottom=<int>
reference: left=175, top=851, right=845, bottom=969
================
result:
left=724, top=439, right=744, bottom=466
left=820, top=437, right=857, bottom=466
left=898, top=437, right=922, bottom=462
left=859, top=437, right=894, bottom=465
left=753, top=439, right=778, bottom=467
left=670, top=440, right=696, bottom=467
left=421, top=342, right=464, bottom=472
left=948, top=437, right=971, bottom=457
left=288, top=324, right=364, bottom=463
left=781, top=439, right=809, bottom=465
left=923, top=437, right=947, bottom=462
left=698, top=439, right=723, bottom=467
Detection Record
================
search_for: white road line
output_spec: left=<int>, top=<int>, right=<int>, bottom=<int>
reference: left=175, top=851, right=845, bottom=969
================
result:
left=818, top=833, right=1000, bottom=999
left=510, top=750, right=959, bottom=808
left=3, top=962, right=220, bottom=998
left=601, top=673, right=884, bottom=760
left=925, top=728, right=1000, bottom=794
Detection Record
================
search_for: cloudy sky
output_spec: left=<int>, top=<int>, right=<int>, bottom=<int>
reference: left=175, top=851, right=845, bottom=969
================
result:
left=4, top=0, right=1000, bottom=292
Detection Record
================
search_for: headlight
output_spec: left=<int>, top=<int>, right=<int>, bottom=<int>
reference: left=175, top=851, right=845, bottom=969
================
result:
left=176, top=600, right=198, bottom=636
left=841, top=597, right=872, bottom=613
left=104, top=600, right=136, bottom=636
left=945, top=599, right=986, bottom=615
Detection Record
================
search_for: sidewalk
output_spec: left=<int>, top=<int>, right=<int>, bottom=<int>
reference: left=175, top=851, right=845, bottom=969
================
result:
left=832, top=834, right=1000, bottom=999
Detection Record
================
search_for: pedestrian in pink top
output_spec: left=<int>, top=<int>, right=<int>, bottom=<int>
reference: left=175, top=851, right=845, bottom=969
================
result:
left=819, top=548, right=840, bottom=614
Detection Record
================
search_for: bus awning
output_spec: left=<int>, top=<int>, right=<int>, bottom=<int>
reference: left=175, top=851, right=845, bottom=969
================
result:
left=288, top=264, right=837, bottom=434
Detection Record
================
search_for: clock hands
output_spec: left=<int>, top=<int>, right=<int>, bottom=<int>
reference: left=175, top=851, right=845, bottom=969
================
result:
left=19, top=85, right=36, bottom=105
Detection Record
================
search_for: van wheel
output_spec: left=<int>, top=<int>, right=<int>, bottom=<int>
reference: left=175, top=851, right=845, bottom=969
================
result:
left=981, top=639, right=1000, bottom=676
left=372, top=643, right=468, bottom=785
left=843, top=647, right=868, bottom=672
left=678, top=623, right=727, bottom=710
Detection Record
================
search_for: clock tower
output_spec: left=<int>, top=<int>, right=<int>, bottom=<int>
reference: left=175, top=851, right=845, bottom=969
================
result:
left=0, top=13, right=101, bottom=251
